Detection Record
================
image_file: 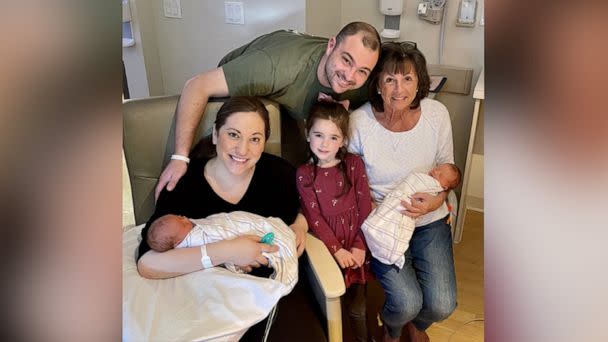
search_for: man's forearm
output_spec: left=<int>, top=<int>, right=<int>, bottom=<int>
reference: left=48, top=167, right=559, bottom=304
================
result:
left=173, top=80, right=209, bottom=155
left=137, top=248, right=203, bottom=279
left=172, top=68, right=229, bottom=156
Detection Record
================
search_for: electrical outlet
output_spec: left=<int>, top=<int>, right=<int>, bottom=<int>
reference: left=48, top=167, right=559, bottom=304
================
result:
left=163, top=0, right=182, bottom=19
left=224, top=2, right=244, bottom=25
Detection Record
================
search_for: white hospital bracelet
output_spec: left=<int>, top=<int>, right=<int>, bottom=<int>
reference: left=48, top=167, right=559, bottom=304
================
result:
left=200, top=245, right=213, bottom=269
left=170, top=154, right=190, bottom=164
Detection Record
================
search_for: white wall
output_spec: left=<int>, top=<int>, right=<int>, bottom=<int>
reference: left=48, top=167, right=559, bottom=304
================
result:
left=127, top=0, right=482, bottom=101
left=123, top=0, right=150, bottom=99
left=470, top=78, right=484, bottom=205
left=123, top=0, right=164, bottom=99
left=150, top=0, right=306, bottom=95
left=339, top=0, right=484, bottom=83
left=306, top=0, right=342, bottom=36
left=124, top=0, right=305, bottom=97
left=135, top=0, right=164, bottom=97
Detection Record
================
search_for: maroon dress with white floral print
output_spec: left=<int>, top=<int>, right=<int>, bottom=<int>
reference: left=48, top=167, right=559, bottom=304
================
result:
left=296, top=153, right=373, bottom=287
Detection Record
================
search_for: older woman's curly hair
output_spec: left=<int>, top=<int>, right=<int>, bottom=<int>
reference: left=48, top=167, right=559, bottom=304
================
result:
left=368, top=42, right=430, bottom=112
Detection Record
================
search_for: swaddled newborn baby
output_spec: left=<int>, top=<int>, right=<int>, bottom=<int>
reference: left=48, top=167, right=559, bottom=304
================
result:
left=146, top=211, right=298, bottom=286
left=362, top=163, right=461, bottom=269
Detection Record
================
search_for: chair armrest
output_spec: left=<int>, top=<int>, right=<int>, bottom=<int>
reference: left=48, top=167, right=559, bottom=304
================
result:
left=305, top=233, right=345, bottom=342
left=305, top=233, right=346, bottom=299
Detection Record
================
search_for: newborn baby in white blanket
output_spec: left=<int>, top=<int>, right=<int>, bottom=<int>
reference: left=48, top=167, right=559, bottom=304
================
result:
left=146, top=211, right=298, bottom=287
left=362, top=163, right=460, bottom=269
left=123, top=212, right=298, bottom=342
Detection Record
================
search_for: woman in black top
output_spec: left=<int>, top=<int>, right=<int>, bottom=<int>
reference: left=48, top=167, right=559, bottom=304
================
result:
left=136, top=97, right=325, bottom=341
left=137, top=97, right=308, bottom=276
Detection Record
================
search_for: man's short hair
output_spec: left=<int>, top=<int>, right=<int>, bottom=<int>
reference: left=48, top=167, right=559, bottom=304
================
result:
left=335, top=22, right=381, bottom=52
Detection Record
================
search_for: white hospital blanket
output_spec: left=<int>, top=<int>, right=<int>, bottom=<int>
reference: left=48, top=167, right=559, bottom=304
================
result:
left=179, top=212, right=298, bottom=287
left=362, top=173, right=443, bottom=268
left=123, top=212, right=297, bottom=342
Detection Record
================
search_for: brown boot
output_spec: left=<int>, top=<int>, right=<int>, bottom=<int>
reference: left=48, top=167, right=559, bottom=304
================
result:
left=405, top=322, right=429, bottom=342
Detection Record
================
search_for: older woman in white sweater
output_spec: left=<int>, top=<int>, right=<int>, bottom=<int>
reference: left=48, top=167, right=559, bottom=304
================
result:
left=348, top=42, right=457, bottom=342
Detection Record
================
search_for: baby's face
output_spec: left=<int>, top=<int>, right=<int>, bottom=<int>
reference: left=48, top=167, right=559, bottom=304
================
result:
left=429, top=164, right=457, bottom=190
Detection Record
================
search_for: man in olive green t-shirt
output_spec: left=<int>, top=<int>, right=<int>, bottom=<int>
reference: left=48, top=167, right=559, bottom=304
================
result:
left=219, top=29, right=370, bottom=121
left=155, top=21, right=380, bottom=201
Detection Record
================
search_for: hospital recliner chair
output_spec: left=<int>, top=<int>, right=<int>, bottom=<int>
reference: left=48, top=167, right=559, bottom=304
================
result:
left=123, top=95, right=346, bottom=342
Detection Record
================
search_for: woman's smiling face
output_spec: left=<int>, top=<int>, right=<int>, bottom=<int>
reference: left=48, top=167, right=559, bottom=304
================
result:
left=213, top=111, right=266, bottom=176
left=378, top=63, right=419, bottom=112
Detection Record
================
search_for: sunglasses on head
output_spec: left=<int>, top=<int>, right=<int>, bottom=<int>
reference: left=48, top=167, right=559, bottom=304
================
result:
left=383, top=41, right=417, bottom=53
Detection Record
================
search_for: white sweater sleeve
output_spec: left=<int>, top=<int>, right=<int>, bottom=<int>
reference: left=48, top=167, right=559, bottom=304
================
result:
left=433, top=101, right=455, bottom=165
left=348, top=105, right=366, bottom=156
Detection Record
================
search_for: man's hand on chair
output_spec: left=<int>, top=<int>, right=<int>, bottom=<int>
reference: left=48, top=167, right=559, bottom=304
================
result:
left=154, top=159, right=188, bottom=202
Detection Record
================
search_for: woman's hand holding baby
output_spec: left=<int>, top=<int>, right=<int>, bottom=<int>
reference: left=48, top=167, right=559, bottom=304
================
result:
left=209, top=235, right=278, bottom=272
left=401, top=191, right=447, bottom=218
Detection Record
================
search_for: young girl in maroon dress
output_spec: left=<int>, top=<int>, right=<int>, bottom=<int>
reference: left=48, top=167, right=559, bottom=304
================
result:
left=296, top=101, right=373, bottom=342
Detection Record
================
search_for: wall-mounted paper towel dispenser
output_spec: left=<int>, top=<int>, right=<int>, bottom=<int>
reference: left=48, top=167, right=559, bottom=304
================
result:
left=379, top=0, right=403, bottom=39
left=380, top=0, right=403, bottom=15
